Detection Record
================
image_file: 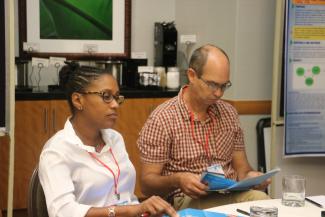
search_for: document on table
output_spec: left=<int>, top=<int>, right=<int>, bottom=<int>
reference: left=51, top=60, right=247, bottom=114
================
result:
left=201, top=167, right=281, bottom=191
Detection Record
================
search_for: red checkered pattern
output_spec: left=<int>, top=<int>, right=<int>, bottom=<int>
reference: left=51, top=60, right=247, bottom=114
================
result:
left=137, top=87, right=245, bottom=198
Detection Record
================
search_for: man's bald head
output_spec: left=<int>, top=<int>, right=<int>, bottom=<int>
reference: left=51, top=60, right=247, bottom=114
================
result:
left=189, top=44, right=229, bottom=77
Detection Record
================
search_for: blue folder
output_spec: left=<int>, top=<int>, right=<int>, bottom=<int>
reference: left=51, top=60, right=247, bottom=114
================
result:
left=164, top=208, right=242, bottom=217
left=201, top=168, right=281, bottom=191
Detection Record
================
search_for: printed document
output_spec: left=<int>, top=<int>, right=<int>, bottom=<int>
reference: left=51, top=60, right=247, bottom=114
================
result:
left=201, top=168, right=280, bottom=191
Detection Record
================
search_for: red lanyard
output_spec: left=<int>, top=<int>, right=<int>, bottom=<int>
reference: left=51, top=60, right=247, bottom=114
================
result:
left=190, top=111, right=214, bottom=161
left=182, top=86, right=215, bottom=161
left=88, top=148, right=120, bottom=197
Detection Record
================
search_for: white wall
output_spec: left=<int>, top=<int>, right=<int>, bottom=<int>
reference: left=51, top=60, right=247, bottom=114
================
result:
left=131, top=0, right=175, bottom=66
left=175, top=0, right=237, bottom=97
left=272, top=127, right=325, bottom=197
left=234, top=0, right=275, bottom=100
left=132, top=0, right=275, bottom=101
left=175, top=0, right=276, bottom=169
left=234, top=0, right=275, bottom=169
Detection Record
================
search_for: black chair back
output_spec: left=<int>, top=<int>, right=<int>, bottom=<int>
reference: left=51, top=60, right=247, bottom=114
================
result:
left=27, top=167, right=49, bottom=217
left=256, top=117, right=271, bottom=173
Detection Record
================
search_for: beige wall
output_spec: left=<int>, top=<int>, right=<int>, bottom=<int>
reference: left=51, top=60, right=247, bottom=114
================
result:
left=131, top=0, right=176, bottom=66
left=175, top=0, right=275, bottom=100
left=175, top=0, right=275, bottom=169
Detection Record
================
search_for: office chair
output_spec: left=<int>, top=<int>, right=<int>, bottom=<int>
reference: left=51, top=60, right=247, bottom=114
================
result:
left=256, top=117, right=271, bottom=174
left=27, top=166, right=49, bottom=217
left=256, top=117, right=271, bottom=194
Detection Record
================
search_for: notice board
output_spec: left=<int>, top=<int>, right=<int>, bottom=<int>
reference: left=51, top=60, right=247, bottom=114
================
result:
left=284, top=0, right=325, bottom=156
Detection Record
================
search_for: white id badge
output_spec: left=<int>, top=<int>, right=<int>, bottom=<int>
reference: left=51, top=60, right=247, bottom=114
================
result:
left=207, top=164, right=225, bottom=176
left=114, top=192, right=132, bottom=205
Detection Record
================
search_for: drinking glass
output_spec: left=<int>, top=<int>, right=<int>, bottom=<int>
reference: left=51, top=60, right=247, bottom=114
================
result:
left=250, top=206, right=278, bottom=217
left=282, top=175, right=305, bottom=207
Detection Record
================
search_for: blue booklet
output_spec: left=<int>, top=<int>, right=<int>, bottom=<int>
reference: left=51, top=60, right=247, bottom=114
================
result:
left=201, top=168, right=281, bottom=191
left=165, top=208, right=241, bottom=217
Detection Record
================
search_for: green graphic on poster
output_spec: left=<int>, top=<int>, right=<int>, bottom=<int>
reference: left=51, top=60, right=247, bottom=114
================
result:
left=295, top=65, right=321, bottom=87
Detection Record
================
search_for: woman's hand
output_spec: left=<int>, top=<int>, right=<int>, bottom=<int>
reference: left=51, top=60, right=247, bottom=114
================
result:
left=136, top=195, right=179, bottom=217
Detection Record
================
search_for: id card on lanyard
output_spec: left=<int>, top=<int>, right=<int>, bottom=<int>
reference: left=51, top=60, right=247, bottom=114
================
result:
left=88, top=148, right=121, bottom=200
left=207, top=164, right=225, bottom=177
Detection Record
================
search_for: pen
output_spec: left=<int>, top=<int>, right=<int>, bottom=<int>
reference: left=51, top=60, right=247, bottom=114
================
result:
left=305, top=198, right=323, bottom=208
left=236, top=208, right=250, bottom=216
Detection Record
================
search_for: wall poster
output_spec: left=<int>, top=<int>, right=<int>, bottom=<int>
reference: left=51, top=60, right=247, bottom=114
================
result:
left=284, top=0, right=325, bottom=156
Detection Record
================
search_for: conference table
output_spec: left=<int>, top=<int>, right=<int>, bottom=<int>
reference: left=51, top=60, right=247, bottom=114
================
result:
left=207, top=199, right=324, bottom=217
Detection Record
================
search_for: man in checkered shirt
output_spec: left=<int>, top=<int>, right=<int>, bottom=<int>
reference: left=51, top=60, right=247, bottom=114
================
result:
left=137, top=44, right=270, bottom=210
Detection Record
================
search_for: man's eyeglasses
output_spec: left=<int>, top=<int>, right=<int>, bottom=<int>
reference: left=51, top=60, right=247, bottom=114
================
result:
left=78, top=91, right=125, bottom=104
left=200, top=77, right=232, bottom=92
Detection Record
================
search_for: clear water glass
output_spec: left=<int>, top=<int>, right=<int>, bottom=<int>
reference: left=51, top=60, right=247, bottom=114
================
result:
left=282, top=175, right=305, bottom=207
left=250, top=206, right=278, bottom=217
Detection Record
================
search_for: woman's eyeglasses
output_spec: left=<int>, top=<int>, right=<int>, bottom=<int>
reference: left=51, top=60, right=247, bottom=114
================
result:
left=79, top=91, right=125, bottom=104
left=200, top=78, right=232, bottom=92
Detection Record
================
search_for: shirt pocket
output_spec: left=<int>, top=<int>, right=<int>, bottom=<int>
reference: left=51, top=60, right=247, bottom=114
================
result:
left=213, top=129, right=235, bottom=160
left=171, top=129, right=206, bottom=168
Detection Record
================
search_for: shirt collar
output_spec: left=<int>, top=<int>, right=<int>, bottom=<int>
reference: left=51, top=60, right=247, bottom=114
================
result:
left=177, top=86, right=192, bottom=121
left=63, top=118, right=112, bottom=154
left=178, top=86, right=221, bottom=121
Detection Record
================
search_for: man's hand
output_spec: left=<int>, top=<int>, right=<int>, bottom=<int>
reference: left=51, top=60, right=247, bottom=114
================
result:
left=245, top=171, right=271, bottom=190
left=176, top=172, right=208, bottom=199
left=232, top=150, right=270, bottom=191
left=140, top=163, right=208, bottom=199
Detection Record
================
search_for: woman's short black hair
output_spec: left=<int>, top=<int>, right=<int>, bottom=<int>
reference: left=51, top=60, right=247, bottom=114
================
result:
left=59, top=61, right=109, bottom=113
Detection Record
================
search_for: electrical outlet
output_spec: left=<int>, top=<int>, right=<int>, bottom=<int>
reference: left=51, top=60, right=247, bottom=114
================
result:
left=138, top=66, right=154, bottom=73
left=83, top=44, right=98, bottom=53
left=23, top=42, right=40, bottom=52
left=0, top=128, right=6, bottom=136
left=180, top=34, right=197, bottom=44
left=49, top=57, right=66, bottom=68
left=131, top=52, right=147, bottom=59
left=32, top=57, right=49, bottom=68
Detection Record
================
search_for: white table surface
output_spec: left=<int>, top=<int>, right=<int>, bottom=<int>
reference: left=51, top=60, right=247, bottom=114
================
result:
left=206, top=199, right=324, bottom=217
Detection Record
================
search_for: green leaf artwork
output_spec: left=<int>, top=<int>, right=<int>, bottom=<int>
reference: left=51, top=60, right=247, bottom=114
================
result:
left=40, top=0, right=113, bottom=40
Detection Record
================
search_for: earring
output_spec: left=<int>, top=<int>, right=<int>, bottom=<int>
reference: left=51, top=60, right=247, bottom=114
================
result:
left=78, top=106, right=83, bottom=111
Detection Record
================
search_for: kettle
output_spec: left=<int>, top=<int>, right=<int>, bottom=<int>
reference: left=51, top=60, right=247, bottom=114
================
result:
left=16, top=59, right=31, bottom=89
left=96, top=60, right=123, bottom=86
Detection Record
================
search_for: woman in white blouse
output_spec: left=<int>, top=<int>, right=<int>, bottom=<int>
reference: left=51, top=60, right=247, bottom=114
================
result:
left=39, top=62, right=178, bottom=217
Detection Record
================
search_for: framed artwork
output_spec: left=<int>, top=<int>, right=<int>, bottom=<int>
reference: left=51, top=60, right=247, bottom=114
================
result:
left=19, top=0, right=131, bottom=59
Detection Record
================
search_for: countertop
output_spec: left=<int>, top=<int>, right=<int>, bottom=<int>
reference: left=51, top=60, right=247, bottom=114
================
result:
left=15, top=86, right=179, bottom=100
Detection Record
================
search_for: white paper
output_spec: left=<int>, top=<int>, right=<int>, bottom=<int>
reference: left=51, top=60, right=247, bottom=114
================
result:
left=229, top=168, right=281, bottom=190
left=306, top=195, right=325, bottom=208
